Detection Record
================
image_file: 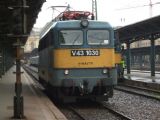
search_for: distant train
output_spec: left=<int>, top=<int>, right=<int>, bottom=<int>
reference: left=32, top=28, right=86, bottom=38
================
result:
left=29, top=56, right=39, bottom=67
left=38, top=11, right=121, bottom=102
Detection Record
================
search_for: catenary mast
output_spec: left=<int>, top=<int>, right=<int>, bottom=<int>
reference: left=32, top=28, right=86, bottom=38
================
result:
left=92, top=0, right=97, bottom=20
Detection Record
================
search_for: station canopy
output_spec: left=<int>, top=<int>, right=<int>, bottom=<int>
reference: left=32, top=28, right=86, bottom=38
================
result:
left=0, top=0, right=45, bottom=46
left=115, top=15, right=160, bottom=43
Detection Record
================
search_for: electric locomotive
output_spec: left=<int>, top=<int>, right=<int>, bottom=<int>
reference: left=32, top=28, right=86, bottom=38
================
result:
left=38, top=11, right=121, bottom=102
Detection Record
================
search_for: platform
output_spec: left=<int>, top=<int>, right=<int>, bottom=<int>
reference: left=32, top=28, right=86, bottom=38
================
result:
left=123, top=70, right=160, bottom=90
left=0, top=66, right=68, bottom=120
left=124, top=70, right=160, bottom=83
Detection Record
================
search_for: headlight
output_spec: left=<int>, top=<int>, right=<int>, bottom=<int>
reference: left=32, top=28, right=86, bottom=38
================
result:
left=64, top=69, right=69, bottom=75
left=103, top=69, right=108, bottom=74
left=80, top=19, right=89, bottom=28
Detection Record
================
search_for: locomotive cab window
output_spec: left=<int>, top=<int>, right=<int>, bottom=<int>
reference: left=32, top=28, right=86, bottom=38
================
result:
left=59, top=30, right=83, bottom=45
left=87, top=30, right=110, bottom=45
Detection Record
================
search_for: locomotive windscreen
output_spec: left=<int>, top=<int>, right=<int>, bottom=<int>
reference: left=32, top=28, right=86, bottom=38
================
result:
left=59, top=30, right=83, bottom=45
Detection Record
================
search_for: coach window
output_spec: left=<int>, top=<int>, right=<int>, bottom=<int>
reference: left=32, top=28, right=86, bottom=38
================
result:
left=87, top=30, right=110, bottom=45
left=59, top=30, right=83, bottom=45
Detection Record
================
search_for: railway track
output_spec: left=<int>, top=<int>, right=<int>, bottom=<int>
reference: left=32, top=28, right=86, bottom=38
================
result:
left=115, top=84, right=160, bottom=101
left=65, top=102, right=134, bottom=120
left=67, top=105, right=87, bottom=120
left=23, top=65, right=38, bottom=80
left=100, top=102, right=133, bottom=120
left=118, top=83, right=160, bottom=94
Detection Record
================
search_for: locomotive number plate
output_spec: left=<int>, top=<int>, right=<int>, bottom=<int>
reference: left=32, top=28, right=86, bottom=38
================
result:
left=71, top=50, right=100, bottom=56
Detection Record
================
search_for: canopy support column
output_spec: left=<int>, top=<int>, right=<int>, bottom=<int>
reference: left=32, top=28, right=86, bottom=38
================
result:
left=150, top=35, right=155, bottom=82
